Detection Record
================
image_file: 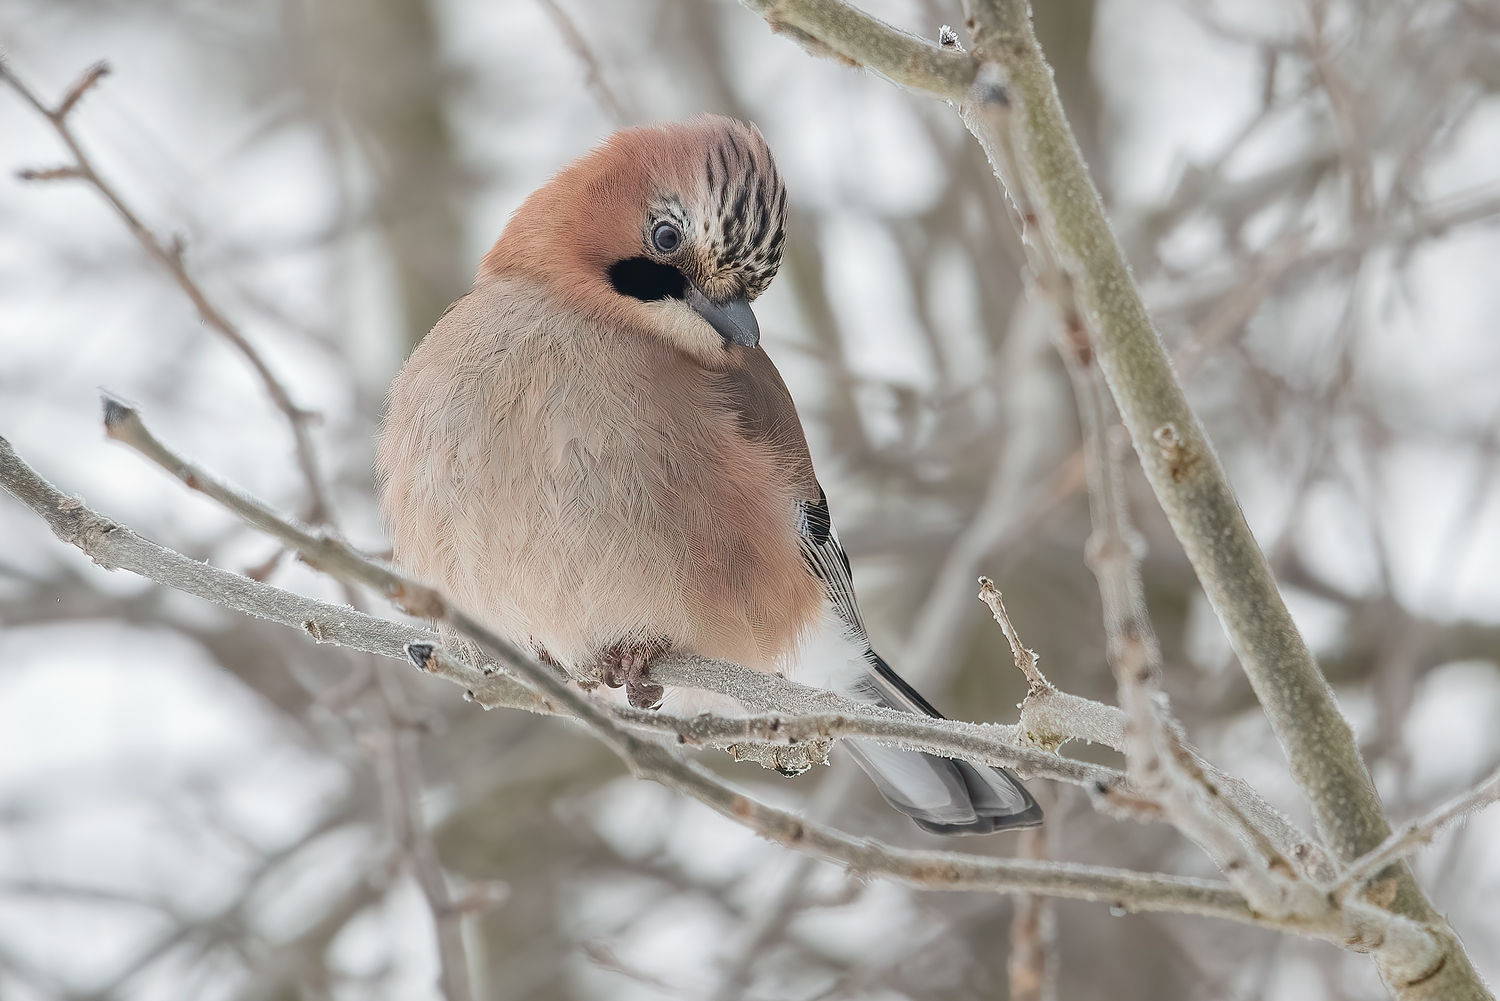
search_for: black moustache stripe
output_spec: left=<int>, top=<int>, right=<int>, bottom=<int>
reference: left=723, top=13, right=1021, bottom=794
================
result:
left=608, top=257, right=686, bottom=301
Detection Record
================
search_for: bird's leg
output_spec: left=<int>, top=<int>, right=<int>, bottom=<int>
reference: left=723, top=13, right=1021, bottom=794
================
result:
left=598, top=638, right=669, bottom=709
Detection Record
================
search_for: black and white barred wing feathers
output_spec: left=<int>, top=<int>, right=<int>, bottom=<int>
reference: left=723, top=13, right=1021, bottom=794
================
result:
left=794, top=493, right=1043, bottom=835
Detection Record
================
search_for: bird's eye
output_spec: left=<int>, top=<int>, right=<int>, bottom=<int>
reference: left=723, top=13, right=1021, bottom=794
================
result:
left=652, top=222, right=681, bottom=254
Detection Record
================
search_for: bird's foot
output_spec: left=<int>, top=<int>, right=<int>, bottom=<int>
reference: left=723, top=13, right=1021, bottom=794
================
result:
left=599, top=639, right=669, bottom=709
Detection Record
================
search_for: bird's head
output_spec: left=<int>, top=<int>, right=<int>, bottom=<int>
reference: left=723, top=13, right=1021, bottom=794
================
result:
left=480, top=115, right=787, bottom=367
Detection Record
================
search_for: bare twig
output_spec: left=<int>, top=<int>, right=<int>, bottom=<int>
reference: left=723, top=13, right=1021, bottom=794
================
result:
left=1061, top=320, right=1321, bottom=922
left=353, top=613, right=473, bottom=1001
left=0, top=57, right=332, bottom=526
left=978, top=577, right=1334, bottom=880
left=535, top=0, right=634, bottom=124
left=980, top=577, right=1128, bottom=754
left=1334, top=765, right=1500, bottom=898
left=736, top=0, right=977, bottom=98
left=958, top=0, right=1390, bottom=875
left=709, top=766, right=860, bottom=1001
left=0, top=56, right=470, bottom=983
left=977, top=577, right=1050, bottom=692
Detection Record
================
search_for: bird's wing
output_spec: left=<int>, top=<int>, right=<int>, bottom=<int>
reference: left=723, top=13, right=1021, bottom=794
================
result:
left=719, top=347, right=1042, bottom=835
left=793, top=491, right=947, bottom=716
left=717, top=346, right=952, bottom=719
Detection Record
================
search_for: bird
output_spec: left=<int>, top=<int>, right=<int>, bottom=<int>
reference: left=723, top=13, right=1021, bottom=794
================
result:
left=375, top=115, right=1042, bottom=835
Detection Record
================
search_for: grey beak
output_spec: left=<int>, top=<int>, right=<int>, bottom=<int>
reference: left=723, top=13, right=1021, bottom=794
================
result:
left=686, top=284, right=760, bottom=347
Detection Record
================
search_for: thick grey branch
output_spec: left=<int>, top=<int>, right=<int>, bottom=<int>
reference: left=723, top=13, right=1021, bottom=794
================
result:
left=953, top=0, right=1481, bottom=988
left=961, top=0, right=1387, bottom=874
left=730, top=0, right=1493, bottom=993
left=738, top=0, right=976, bottom=98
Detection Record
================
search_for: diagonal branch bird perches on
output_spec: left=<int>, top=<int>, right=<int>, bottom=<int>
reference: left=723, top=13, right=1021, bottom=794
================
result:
left=0, top=417, right=1339, bottom=934
left=0, top=418, right=1269, bottom=924
left=5, top=404, right=1493, bottom=967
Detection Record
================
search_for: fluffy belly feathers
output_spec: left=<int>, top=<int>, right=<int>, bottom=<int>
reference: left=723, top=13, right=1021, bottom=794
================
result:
left=376, top=280, right=822, bottom=677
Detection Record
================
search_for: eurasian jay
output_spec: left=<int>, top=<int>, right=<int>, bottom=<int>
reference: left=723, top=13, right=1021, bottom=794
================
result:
left=376, top=115, right=1042, bottom=834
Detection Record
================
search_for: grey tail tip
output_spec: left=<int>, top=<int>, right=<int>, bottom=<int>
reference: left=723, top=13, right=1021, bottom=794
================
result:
left=859, top=648, right=1044, bottom=836
left=913, top=797, right=1045, bottom=836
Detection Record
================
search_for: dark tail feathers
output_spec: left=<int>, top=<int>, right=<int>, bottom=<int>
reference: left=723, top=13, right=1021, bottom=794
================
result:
left=845, top=652, right=1042, bottom=835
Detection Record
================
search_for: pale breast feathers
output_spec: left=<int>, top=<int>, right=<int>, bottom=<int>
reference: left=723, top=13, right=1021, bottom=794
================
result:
left=375, top=278, right=824, bottom=675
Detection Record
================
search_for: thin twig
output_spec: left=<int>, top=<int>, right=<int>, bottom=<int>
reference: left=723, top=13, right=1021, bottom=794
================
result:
left=0, top=57, right=332, bottom=526
left=1334, top=766, right=1500, bottom=898
left=1064, top=331, right=1321, bottom=921
left=736, top=0, right=977, bottom=98
left=959, top=0, right=1396, bottom=880
left=0, top=58, right=469, bottom=985
left=1007, top=822, right=1055, bottom=1001
left=977, top=577, right=1051, bottom=693
left=535, top=0, right=634, bottom=124
left=348, top=593, right=474, bottom=1001
left=709, top=766, right=860, bottom=1001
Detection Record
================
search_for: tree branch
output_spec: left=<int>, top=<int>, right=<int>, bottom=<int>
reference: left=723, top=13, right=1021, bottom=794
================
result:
left=535, top=0, right=634, bottom=124
left=958, top=0, right=1385, bottom=872
left=952, top=1, right=1484, bottom=989
left=12, top=400, right=1119, bottom=792
left=4, top=402, right=1479, bottom=968
left=1334, top=765, right=1500, bottom=898
left=980, top=578, right=1336, bottom=883
left=736, top=0, right=976, bottom=98
left=0, top=54, right=466, bottom=979
left=0, top=424, right=1301, bottom=932
left=0, top=405, right=1323, bottom=890
left=0, top=57, right=332, bottom=526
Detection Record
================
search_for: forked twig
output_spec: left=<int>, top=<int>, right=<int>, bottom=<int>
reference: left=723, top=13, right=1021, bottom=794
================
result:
left=0, top=57, right=331, bottom=526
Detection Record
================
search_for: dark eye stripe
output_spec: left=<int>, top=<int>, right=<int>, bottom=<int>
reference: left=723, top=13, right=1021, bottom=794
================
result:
left=609, top=257, right=686, bottom=301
